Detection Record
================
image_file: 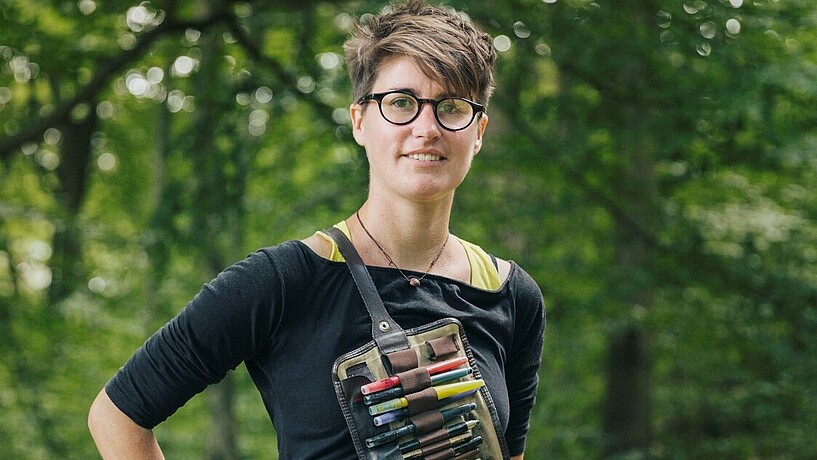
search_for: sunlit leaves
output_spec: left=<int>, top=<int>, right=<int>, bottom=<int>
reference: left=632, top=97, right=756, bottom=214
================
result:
left=1, top=0, right=816, bottom=458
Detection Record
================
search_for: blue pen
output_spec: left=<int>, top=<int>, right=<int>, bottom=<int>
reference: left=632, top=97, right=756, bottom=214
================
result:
left=372, top=389, right=478, bottom=426
left=365, top=402, right=477, bottom=447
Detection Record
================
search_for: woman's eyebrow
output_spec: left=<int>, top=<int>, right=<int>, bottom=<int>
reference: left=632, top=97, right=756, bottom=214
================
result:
left=385, top=87, right=418, bottom=95
left=386, top=87, right=455, bottom=99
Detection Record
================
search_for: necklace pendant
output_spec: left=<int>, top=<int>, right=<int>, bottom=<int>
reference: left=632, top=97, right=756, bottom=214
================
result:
left=408, top=277, right=421, bottom=287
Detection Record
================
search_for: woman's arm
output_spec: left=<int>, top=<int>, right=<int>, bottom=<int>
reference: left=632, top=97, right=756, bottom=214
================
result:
left=88, top=389, right=165, bottom=459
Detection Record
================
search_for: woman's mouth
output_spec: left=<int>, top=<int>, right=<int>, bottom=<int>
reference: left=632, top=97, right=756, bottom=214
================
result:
left=407, top=153, right=442, bottom=161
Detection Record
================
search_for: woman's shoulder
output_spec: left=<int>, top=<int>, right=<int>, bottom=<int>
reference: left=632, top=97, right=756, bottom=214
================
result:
left=505, top=262, right=544, bottom=307
left=248, top=239, right=314, bottom=267
left=210, top=240, right=323, bottom=293
left=453, top=236, right=512, bottom=289
left=301, top=232, right=337, bottom=261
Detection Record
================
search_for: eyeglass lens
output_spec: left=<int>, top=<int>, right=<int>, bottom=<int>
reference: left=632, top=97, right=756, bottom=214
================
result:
left=378, top=92, right=476, bottom=131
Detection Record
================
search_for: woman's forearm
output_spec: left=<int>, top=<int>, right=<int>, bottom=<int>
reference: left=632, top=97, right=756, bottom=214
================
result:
left=88, top=389, right=165, bottom=459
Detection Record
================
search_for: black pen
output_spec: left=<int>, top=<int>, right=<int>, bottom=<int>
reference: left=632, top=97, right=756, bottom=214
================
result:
left=365, top=402, right=477, bottom=448
left=402, top=432, right=472, bottom=460
left=399, top=419, right=479, bottom=453
left=449, top=436, right=483, bottom=456
left=410, top=436, right=483, bottom=460
left=451, top=448, right=480, bottom=460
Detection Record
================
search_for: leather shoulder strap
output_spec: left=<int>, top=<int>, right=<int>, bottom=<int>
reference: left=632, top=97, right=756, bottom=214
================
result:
left=325, top=227, right=410, bottom=354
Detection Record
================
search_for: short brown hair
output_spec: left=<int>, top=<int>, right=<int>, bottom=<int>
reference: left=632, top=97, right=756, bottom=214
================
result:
left=344, top=0, right=496, bottom=106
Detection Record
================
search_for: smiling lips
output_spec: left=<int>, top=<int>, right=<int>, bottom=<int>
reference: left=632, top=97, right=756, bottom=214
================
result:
left=407, top=153, right=443, bottom=161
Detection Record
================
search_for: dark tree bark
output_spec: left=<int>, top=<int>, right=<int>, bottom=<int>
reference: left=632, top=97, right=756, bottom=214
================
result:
left=598, top=2, right=658, bottom=457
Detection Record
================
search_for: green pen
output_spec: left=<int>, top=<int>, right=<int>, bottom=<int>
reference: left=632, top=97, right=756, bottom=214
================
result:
left=364, top=367, right=474, bottom=405
left=366, top=422, right=416, bottom=449
left=365, top=402, right=477, bottom=448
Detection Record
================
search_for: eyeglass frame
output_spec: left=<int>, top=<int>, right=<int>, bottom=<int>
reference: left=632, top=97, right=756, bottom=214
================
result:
left=356, top=91, right=485, bottom=132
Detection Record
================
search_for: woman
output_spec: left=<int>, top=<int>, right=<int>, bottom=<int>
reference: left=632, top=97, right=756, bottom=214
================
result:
left=88, top=1, right=545, bottom=459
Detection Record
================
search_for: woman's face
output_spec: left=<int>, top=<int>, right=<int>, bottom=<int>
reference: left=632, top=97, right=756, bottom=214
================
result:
left=350, top=56, right=488, bottom=205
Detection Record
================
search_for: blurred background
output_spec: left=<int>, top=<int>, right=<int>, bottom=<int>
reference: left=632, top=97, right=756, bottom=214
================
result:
left=1, top=0, right=815, bottom=458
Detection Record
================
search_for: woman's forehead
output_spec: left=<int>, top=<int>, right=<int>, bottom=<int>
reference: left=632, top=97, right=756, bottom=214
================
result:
left=372, top=56, right=449, bottom=96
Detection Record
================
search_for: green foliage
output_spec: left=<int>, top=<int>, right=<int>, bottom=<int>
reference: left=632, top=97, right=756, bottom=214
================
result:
left=1, top=0, right=816, bottom=458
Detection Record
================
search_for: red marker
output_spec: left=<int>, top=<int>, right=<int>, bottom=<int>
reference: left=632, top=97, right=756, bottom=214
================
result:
left=361, top=356, right=469, bottom=395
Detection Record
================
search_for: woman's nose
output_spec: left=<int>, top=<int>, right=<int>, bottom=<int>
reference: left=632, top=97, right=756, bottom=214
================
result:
left=411, top=103, right=441, bottom=138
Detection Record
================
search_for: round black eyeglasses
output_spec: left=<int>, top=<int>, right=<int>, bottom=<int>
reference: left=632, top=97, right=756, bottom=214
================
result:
left=357, top=91, right=485, bottom=132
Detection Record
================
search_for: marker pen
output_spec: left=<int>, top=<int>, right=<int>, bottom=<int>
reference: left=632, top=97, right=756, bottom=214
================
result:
left=365, top=402, right=477, bottom=448
left=409, top=436, right=483, bottom=460
left=361, top=357, right=468, bottom=395
left=398, top=420, right=479, bottom=453
left=450, top=436, right=483, bottom=455
left=364, top=367, right=473, bottom=406
left=368, top=380, right=485, bottom=416
left=402, top=432, right=473, bottom=460
left=372, top=390, right=477, bottom=426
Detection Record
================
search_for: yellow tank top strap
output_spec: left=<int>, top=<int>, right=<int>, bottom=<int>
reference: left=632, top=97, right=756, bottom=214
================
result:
left=314, top=222, right=501, bottom=290
left=315, top=221, right=351, bottom=262
left=454, top=236, right=501, bottom=291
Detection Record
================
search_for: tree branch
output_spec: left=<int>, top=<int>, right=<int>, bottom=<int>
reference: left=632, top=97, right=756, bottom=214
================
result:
left=0, top=14, right=227, bottom=160
left=224, top=12, right=346, bottom=131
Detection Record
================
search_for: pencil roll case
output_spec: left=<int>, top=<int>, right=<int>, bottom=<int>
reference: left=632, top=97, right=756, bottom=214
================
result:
left=326, top=227, right=510, bottom=460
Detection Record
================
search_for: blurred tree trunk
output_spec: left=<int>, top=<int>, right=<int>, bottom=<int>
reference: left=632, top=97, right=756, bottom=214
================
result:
left=142, top=83, right=172, bottom=331
left=208, top=376, right=238, bottom=460
left=601, top=2, right=657, bottom=458
left=604, top=325, right=651, bottom=458
left=27, top=94, right=98, bottom=457
left=602, top=110, right=656, bottom=459
left=51, top=98, right=96, bottom=304
left=191, top=1, right=241, bottom=456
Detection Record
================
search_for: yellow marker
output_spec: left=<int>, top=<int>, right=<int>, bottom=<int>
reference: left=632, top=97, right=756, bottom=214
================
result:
left=367, top=379, right=484, bottom=416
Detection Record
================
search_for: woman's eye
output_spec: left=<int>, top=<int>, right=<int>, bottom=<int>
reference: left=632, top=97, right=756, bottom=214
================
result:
left=438, top=101, right=457, bottom=114
left=391, top=97, right=415, bottom=109
left=438, top=100, right=464, bottom=114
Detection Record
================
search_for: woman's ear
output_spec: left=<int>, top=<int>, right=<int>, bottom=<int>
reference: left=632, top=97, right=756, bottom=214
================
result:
left=472, top=113, right=489, bottom=156
left=350, top=103, right=365, bottom=146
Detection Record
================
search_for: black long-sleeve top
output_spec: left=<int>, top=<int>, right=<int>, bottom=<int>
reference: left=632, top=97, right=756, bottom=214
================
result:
left=106, top=239, right=545, bottom=459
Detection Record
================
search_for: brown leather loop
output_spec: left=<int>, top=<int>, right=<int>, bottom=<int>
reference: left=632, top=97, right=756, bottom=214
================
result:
left=405, top=387, right=439, bottom=415
left=415, top=426, right=449, bottom=447
left=386, top=348, right=419, bottom=373
left=426, top=334, right=459, bottom=360
left=396, top=367, right=432, bottom=393
left=409, top=410, right=445, bottom=434
left=419, top=437, right=456, bottom=456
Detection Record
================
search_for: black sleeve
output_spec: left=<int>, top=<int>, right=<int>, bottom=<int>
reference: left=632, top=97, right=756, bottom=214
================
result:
left=104, top=242, right=310, bottom=429
left=504, top=266, right=546, bottom=455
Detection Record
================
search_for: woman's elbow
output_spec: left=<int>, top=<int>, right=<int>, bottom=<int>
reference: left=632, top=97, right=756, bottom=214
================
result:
left=87, top=389, right=164, bottom=458
left=88, top=389, right=114, bottom=437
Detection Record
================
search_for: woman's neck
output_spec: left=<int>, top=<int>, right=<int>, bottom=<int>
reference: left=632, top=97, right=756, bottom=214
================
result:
left=351, top=199, right=452, bottom=271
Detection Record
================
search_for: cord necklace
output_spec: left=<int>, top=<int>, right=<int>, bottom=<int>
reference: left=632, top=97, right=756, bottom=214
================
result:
left=355, top=211, right=449, bottom=287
